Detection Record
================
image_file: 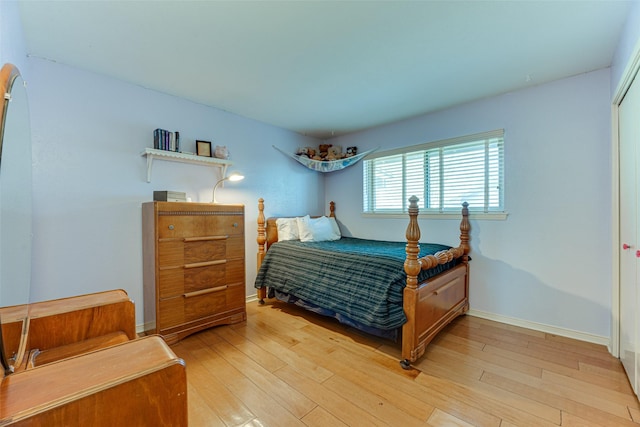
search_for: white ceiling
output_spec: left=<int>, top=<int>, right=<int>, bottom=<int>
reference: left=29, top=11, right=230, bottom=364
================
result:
left=18, top=0, right=632, bottom=139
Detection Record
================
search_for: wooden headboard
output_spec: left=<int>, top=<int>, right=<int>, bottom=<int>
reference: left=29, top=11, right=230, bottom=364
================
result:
left=256, top=199, right=336, bottom=261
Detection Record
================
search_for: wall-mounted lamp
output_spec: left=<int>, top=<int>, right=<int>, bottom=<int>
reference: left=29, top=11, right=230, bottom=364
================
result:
left=212, top=171, right=244, bottom=203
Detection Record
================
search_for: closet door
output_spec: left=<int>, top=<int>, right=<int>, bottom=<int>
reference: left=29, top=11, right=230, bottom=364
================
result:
left=620, top=73, right=640, bottom=395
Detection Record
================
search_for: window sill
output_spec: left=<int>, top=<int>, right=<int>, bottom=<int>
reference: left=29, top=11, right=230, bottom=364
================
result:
left=361, top=212, right=509, bottom=220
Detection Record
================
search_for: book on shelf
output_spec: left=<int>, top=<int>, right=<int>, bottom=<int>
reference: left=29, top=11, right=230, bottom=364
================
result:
left=153, top=128, right=181, bottom=152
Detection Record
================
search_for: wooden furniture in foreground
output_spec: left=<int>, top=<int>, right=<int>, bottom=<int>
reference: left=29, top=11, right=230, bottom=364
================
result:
left=256, top=196, right=470, bottom=368
left=0, top=290, right=187, bottom=425
left=1, top=290, right=137, bottom=371
left=143, top=201, right=247, bottom=344
left=1, top=336, right=186, bottom=426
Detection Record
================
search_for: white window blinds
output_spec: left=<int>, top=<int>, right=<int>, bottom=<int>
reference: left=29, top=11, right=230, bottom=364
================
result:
left=363, top=130, right=504, bottom=214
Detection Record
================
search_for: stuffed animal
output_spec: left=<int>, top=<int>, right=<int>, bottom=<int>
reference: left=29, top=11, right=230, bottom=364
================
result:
left=318, top=144, right=332, bottom=159
left=346, top=146, right=358, bottom=157
left=327, top=145, right=342, bottom=160
left=296, top=147, right=317, bottom=158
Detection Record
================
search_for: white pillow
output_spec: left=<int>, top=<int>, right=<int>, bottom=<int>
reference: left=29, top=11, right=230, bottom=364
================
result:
left=328, top=217, right=341, bottom=238
left=276, top=217, right=299, bottom=241
left=296, top=215, right=313, bottom=241
left=297, top=215, right=341, bottom=242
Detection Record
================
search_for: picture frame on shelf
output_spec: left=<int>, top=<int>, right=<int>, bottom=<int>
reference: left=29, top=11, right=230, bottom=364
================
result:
left=196, top=140, right=212, bottom=157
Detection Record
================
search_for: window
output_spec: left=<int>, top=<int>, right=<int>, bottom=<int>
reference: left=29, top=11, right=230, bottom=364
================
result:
left=363, top=130, right=504, bottom=214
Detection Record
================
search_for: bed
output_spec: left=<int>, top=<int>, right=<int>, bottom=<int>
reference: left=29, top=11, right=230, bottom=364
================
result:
left=255, top=196, right=470, bottom=368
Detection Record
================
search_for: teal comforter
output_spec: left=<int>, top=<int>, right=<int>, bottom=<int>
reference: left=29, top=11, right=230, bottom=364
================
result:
left=254, top=237, right=457, bottom=330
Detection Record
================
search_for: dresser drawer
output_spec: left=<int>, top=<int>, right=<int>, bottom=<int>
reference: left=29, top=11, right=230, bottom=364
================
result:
left=158, top=235, right=244, bottom=266
left=158, top=213, right=243, bottom=239
left=158, top=258, right=245, bottom=299
left=158, top=283, right=245, bottom=330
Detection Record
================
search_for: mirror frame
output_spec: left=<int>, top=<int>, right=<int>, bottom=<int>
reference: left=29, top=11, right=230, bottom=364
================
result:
left=0, top=63, right=21, bottom=166
left=0, top=63, right=24, bottom=375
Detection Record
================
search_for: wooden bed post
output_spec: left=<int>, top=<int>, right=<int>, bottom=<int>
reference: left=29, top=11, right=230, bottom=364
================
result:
left=256, top=198, right=267, bottom=304
left=459, top=201, right=470, bottom=262
left=329, top=201, right=335, bottom=217
left=402, top=196, right=421, bottom=369
left=404, top=196, right=421, bottom=290
left=459, top=202, right=471, bottom=322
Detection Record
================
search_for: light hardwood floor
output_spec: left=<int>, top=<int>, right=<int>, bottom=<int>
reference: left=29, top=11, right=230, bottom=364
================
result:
left=170, top=301, right=640, bottom=426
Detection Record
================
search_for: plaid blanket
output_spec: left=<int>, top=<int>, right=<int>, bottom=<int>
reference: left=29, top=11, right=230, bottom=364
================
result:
left=254, top=237, right=456, bottom=330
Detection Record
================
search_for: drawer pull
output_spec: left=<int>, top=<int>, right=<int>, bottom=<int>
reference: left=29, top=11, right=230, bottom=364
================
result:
left=184, top=235, right=228, bottom=242
left=434, top=281, right=459, bottom=296
left=183, top=286, right=228, bottom=298
left=184, top=260, right=227, bottom=269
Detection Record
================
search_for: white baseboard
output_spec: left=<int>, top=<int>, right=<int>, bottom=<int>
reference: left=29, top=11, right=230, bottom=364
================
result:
left=467, top=308, right=611, bottom=349
left=136, top=321, right=155, bottom=335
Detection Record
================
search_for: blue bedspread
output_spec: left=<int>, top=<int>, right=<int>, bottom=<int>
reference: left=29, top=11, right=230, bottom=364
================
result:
left=254, top=237, right=456, bottom=330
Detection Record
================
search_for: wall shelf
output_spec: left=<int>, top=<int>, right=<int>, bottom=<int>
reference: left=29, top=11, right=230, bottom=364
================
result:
left=141, top=148, right=233, bottom=183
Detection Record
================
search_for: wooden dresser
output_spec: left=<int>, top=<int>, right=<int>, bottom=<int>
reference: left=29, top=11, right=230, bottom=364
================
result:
left=142, top=202, right=246, bottom=344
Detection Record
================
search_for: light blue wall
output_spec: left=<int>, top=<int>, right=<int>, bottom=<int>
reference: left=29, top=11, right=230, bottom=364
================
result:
left=0, top=0, right=29, bottom=76
left=25, top=57, right=323, bottom=326
left=611, top=0, right=640, bottom=96
left=325, top=68, right=612, bottom=340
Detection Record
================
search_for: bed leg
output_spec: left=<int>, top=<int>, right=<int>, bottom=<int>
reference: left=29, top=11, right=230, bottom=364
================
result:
left=400, top=359, right=411, bottom=370
left=257, top=287, right=267, bottom=305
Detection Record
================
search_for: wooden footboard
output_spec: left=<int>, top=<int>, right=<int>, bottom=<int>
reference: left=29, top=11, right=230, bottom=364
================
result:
left=402, top=195, right=470, bottom=367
